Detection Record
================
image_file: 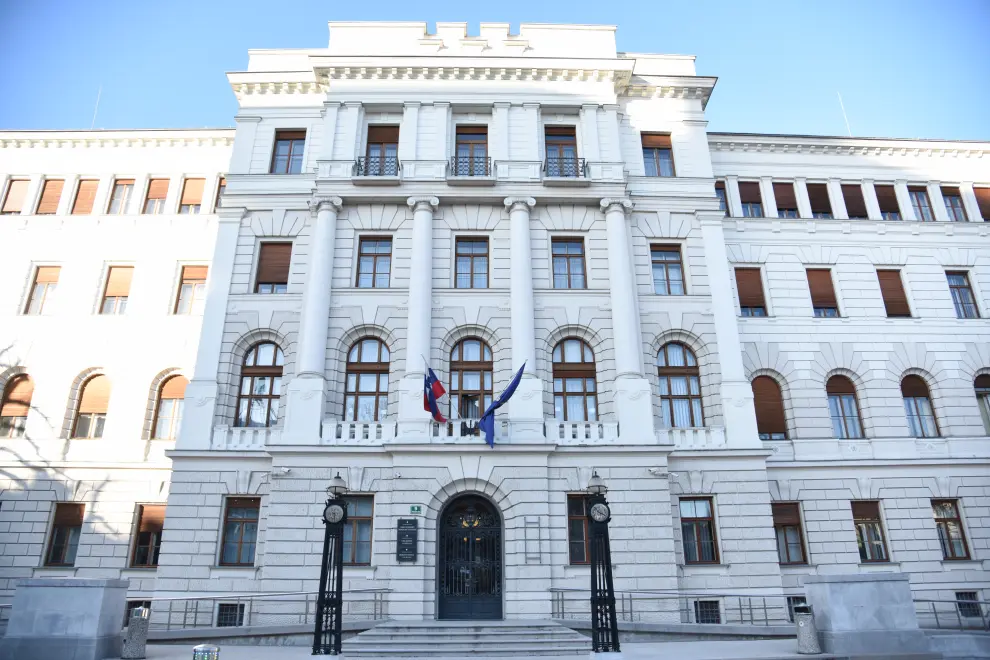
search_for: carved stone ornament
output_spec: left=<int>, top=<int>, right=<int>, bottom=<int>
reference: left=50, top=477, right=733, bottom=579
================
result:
left=406, top=196, right=440, bottom=211
left=308, top=196, right=343, bottom=216
left=503, top=196, right=536, bottom=211
left=599, top=198, right=633, bottom=214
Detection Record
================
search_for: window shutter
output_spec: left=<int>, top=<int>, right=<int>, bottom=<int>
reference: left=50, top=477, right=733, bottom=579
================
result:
left=738, top=182, right=761, bottom=204
left=975, top=188, right=990, bottom=220
left=807, top=183, right=831, bottom=214
left=734, top=268, right=766, bottom=308
left=771, top=502, right=800, bottom=525
left=71, top=180, right=99, bottom=215
left=2, top=180, right=29, bottom=213
left=641, top=133, right=672, bottom=148
left=78, top=375, right=111, bottom=414
left=1, top=376, right=34, bottom=417
left=900, top=375, right=929, bottom=398
left=137, top=504, right=166, bottom=533
left=976, top=374, right=990, bottom=389
left=160, top=375, right=188, bottom=400
left=36, top=180, right=64, bottom=214
left=53, top=502, right=85, bottom=526
left=772, top=182, right=797, bottom=210
left=456, top=125, right=487, bottom=135
left=851, top=501, right=879, bottom=520
left=146, top=179, right=169, bottom=201
left=876, top=270, right=910, bottom=317
left=115, top=178, right=135, bottom=188
left=545, top=125, right=576, bottom=137
left=806, top=269, right=837, bottom=308
left=366, top=126, right=398, bottom=143
left=842, top=184, right=868, bottom=218
left=826, top=375, right=855, bottom=395
left=105, top=267, right=134, bottom=297
left=257, top=243, right=292, bottom=284
left=36, top=266, right=60, bottom=284
left=752, top=376, right=786, bottom=435
left=181, top=265, right=208, bottom=282
left=875, top=185, right=900, bottom=214
left=180, top=179, right=205, bottom=205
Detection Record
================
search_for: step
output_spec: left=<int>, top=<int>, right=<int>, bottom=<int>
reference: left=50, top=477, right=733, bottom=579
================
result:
left=344, top=648, right=588, bottom=658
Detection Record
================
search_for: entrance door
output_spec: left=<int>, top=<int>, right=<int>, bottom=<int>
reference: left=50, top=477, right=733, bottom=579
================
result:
left=437, top=495, right=502, bottom=620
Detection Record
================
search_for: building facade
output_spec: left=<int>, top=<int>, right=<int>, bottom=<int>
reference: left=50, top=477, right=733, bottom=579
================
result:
left=1, top=22, right=989, bottom=625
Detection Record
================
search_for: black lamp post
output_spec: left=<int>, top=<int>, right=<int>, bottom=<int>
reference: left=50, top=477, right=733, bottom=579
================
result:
left=586, top=470, right=620, bottom=653
left=313, top=472, right=348, bottom=655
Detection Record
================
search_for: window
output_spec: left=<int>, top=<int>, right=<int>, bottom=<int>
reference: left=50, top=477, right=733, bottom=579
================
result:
left=236, top=342, right=284, bottom=428
left=827, top=375, right=863, bottom=439
left=343, top=496, right=373, bottom=565
left=363, top=126, right=399, bottom=176
left=551, top=238, right=586, bottom=289
left=875, top=184, right=901, bottom=220
left=693, top=601, right=721, bottom=624
left=955, top=592, right=982, bottom=619
left=975, top=187, right=990, bottom=222
left=0, top=375, right=33, bottom=438
left=71, top=180, right=99, bottom=215
left=714, top=181, right=727, bottom=213
left=449, top=338, right=493, bottom=419
left=932, top=500, right=969, bottom=560
left=807, top=183, right=832, bottom=219
left=909, top=187, right=934, bottom=221
left=107, top=179, right=134, bottom=215
left=356, top=238, right=391, bottom=288
left=940, top=187, right=967, bottom=222
left=902, top=376, right=938, bottom=438
left=947, top=271, right=979, bottom=319
left=178, top=178, right=204, bottom=214
left=842, top=184, right=868, bottom=219
left=651, top=245, right=684, bottom=295
left=851, top=501, right=888, bottom=563
left=552, top=338, right=597, bottom=422
left=214, top=176, right=226, bottom=211
left=255, top=242, right=291, bottom=293
left=35, top=179, right=64, bottom=215
left=131, top=504, right=165, bottom=568
left=657, top=343, right=703, bottom=428
left=142, top=179, right=169, bottom=214
left=455, top=238, right=489, bottom=289
left=544, top=126, right=579, bottom=177
left=738, top=182, right=763, bottom=217
left=100, top=266, right=133, bottom=315
left=752, top=376, right=786, bottom=440
left=454, top=126, right=488, bottom=176
left=220, top=497, right=259, bottom=566
left=1, top=179, right=28, bottom=214
left=152, top=375, right=188, bottom=440
left=642, top=133, right=674, bottom=177
left=270, top=130, right=306, bottom=174
left=217, top=603, right=245, bottom=627
left=773, top=182, right=798, bottom=218
left=343, top=338, right=389, bottom=422
left=680, top=498, right=718, bottom=564
left=46, top=503, right=84, bottom=566
left=24, top=265, right=59, bottom=315
left=806, top=268, right=839, bottom=317
left=73, top=375, right=110, bottom=439
left=787, top=596, right=808, bottom=623
left=735, top=267, right=767, bottom=316
left=772, top=503, right=806, bottom=564
left=876, top=270, right=911, bottom=318
left=175, top=266, right=207, bottom=315
left=566, top=495, right=590, bottom=565
left=976, top=375, right=990, bottom=435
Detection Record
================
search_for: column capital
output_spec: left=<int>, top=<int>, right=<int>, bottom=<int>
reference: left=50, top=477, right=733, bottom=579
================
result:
left=403, top=101, right=422, bottom=109
left=504, top=196, right=536, bottom=212
left=407, top=196, right=439, bottom=212
left=308, top=195, right=343, bottom=216
left=600, top=198, right=633, bottom=215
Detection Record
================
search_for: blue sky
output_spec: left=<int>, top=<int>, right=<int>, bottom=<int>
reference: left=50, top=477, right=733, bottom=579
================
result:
left=1, top=0, right=988, bottom=139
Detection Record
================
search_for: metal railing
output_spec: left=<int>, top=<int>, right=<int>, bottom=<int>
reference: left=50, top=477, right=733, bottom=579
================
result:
left=354, top=156, right=400, bottom=177
left=915, top=598, right=989, bottom=630
left=448, top=156, right=492, bottom=177
left=543, top=157, right=588, bottom=178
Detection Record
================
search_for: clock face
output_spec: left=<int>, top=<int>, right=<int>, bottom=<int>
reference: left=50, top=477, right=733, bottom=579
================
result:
left=324, top=503, right=345, bottom=524
left=590, top=502, right=610, bottom=523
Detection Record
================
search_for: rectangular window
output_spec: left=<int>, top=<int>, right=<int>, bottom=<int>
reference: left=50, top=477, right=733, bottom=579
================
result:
left=107, top=179, right=134, bottom=215
left=175, top=266, right=208, bottom=315
left=714, top=181, right=727, bottom=213
left=772, top=503, right=806, bottom=565
left=909, top=187, right=934, bottom=221
left=343, top=496, right=374, bottom=565
left=455, top=238, right=489, bottom=289
left=842, top=184, right=868, bottom=219
left=975, top=187, right=990, bottom=222
left=214, top=176, right=226, bottom=211
left=651, top=245, right=684, bottom=295
left=642, top=133, right=675, bottom=177
left=454, top=126, right=488, bottom=176
left=734, top=267, right=767, bottom=316
left=932, top=500, right=970, bottom=560
left=956, top=592, right=982, bottom=619
left=940, top=187, right=967, bottom=222
left=806, top=268, right=839, bottom=317
left=680, top=498, right=718, bottom=564
left=544, top=126, right=579, bottom=177
left=773, top=182, right=798, bottom=218
left=24, top=266, right=59, bottom=315
left=101, top=266, right=133, bottom=315
left=143, top=179, right=169, bottom=214
left=1, top=179, right=29, bottom=214
left=355, top=238, right=392, bottom=288
left=787, top=596, right=808, bottom=623
left=271, top=130, right=306, bottom=174
left=36, top=179, right=64, bottom=215
left=71, top=180, right=99, bottom=215
left=876, top=270, right=911, bottom=318
left=217, top=603, right=245, bottom=627
left=567, top=495, right=590, bottom=565
left=851, top=501, right=889, bottom=563
left=807, top=183, right=832, bottom=219
left=220, top=497, right=259, bottom=566
left=255, top=242, right=292, bottom=293
left=875, top=184, right=901, bottom=220
left=179, top=178, right=204, bottom=214
left=693, top=601, right=721, bottom=624
left=946, top=271, right=980, bottom=319
left=738, top=182, right=763, bottom=217
left=46, top=502, right=84, bottom=566
left=131, top=504, right=165, bottom=568
left=363, top=126, right=399, bottom=176
left=551, top=238, right=586, bottom=289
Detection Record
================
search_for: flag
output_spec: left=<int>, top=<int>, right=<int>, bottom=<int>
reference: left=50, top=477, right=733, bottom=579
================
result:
left=478, top=362, right=526, bottom=448
left=423, top=367, right=447, bottom=423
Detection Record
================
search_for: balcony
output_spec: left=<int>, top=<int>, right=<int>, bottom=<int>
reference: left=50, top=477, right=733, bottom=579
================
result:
left=543, top=157, right=589, bottom=187
left=549, top=420, right=619, bottom=445
left=321, top=420, right=396, bottom=445
left=212, top=425, right=278, bottom=450
left=656, top=426, right=727, bottom=450
left=446, top=156, right=494, bottom=186
left=352, top=156, right=401, bottom=185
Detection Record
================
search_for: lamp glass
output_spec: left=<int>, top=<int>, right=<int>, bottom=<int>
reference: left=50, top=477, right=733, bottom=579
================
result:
left=328, top=472, right=348, bottom=496
left=587, top=471, right=607, bottom=495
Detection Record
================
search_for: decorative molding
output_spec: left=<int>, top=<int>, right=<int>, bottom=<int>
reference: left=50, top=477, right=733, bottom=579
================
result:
left=600, top=198, right=633, bottom=215
left=0, top=132, right=234, bottom=149
left=406, top=196, right=440, bottom=211
left=709, top=134, right=990, bottom=159
left=308, top=195, right=343, bottom=216
left=503, top=196, right=536, bottom=211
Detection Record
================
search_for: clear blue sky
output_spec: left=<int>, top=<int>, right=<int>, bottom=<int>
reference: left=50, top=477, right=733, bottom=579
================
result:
left=1, top=0, right=988, bottom=139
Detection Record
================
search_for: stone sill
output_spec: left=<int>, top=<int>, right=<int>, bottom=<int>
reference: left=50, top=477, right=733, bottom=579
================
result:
left=679, top=563, right=730, bottom=576
left=857, top=561, right=901, bottom=573
left=209, top=566, right=260, bottom=579
left=352, top=175, right=401, bottom=186
left=940, top=559, right=982, bottom=571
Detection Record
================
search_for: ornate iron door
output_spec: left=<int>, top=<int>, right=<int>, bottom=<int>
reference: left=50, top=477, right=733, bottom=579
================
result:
left=437, top=496, right=502, bottom=620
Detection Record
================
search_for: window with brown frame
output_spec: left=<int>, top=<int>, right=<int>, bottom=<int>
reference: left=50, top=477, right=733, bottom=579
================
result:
left=73, top=375, right=110, bottom=439
left=255, top=242, right=291, bottom=293
left=131, top=504, right=165, bottom=567
left=356, top=238, right=392, bottom=288
left=220, top=497, right=259, bottom=566
left=842, top=184, right=868, bottom=219
left=270, top=130, right=306, bottom=174
left=680, top=497, right=718, bottom=564
left=735, top=267, right=767, bottom=316
left=909, top=186, right=934, bottom=221
left=932, top=500, right=970, bottom=560
left=343, top=338, right=389, bottom=422
left=657, top=342, right=703, bottom=428
left=876, top=270, right=911, bottom=318
left=1, top=179, right=28, bottom=214
left=544, top=126, right=578, bottom=177
left=36, top=179, right=64, bottom=215
left=902, top=375, right=939, bottom=438
left=567, top=495, right=590, bottom=565
left=807, top=183, right=832, bottom=218
left=714, top=181, right=727, bottom=213
left=455, top=238, right=489, bottom=289
left=364, top=126, right=399, bottom=176
left=806, top=268, right=839, bottom=317
left=107, top=179, right=134, bottom=215
left=552, top=338, right=597, bottom=421
left=738, top=182, right=763, bottom=217
left=175, top=266, right=208, bottom=315
left=752, top=376, right=786, bottom=440
left=0, top=375, right=33, bottom=439
left=940, top=187, right=967, bottom=222
left=975, top=187, right=990, bottom=222
left=551, top=238, right=586, bottom=289
left=772, top=502, right=806, bottom=564
left=101, top=266, right=133, bottom=315
left=773, top=182, right=798, bottom=218
left=142, top=179, right=169, bottom=214
left=642, top=133, right=675, bottom=177
left=46, top=502, right=84, bottom=566
left=875, top=184, right=901, bottom=220
left=449, top=338, right=493, bottom=420
left=236, top=342, right=284, bottom=427
left=851, top=501, right=889, bottom=562
left=153, top=375, right=188, bottom=440
left=651, top=245, right=684, bottom=295
left=454, top=126, right=488, bottom=176
left=214, top=177, right=226, bottom=211
left=946, top=271, right=980, bottom=319
left=178, top=178, right=204, bottom=214
left=827, top=375, right=863, bottom=439
left=976, top=374, right=990, bottom=435
left=71, top=180, right=99, bottom=215
left=24, top=265, right=59, bottom=315
left=343, top=496, right=374, bottom=565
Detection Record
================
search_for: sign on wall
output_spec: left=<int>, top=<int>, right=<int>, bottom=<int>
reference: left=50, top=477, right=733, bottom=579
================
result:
left=396, top=518, right=418, bottom=562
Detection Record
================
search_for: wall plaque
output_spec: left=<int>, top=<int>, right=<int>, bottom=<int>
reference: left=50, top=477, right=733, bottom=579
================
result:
left=396, top=518, right=418, bottom=562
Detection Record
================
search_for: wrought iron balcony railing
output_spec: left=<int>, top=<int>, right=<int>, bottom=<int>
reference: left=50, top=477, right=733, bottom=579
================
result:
left=543, top=156, right=588, bottom=178
left=448, top=156, right=492, bottom=177
left=354, top=155, right=400, bottom=177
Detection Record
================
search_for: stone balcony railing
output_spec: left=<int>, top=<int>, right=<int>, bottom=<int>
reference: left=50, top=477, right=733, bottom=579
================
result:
left=211, top=425, right=278, bottom=451
left=321, top=420, right=397, bottom=445
left=549, top=421, right=620, bottom=445
left=656, top=426, right=727, bottom=450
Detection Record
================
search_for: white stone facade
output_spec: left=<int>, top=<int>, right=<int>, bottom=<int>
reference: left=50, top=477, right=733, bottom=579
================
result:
left=1, top=22, right=988, bottom=623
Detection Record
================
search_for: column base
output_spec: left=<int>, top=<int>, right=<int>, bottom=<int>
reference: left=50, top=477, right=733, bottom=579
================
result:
left=280, top=375, right=326, bottom=445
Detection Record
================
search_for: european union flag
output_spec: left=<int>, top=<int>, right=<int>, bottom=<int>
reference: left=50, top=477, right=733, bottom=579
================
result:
left=478, top=361, right=526, bottom=448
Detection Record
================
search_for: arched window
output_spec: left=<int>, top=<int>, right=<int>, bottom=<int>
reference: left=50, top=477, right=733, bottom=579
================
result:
left=657, top=342, right=703, bottom=428
left=752, top=376, right=787, bottom=440
left=976, top=375, right=990, bottom=435
left=449, top=338, right=493, bottom=419
left=1, top=375, right=33, bottom=438
left=826, top=376, right=863, bottom=439
left=901, top=375, right=938, bottom=438
left=344, top=338, right=389, bottom=422
left=236, top=342, right=284, bottom=428
left=552, top=338, right=597, bottom=421
left=74, top=375, right=110, bottom=438
left=153, top=375, right=188, bottom=440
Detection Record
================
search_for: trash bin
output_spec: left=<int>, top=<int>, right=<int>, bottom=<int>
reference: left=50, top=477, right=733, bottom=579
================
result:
left=192, top=643, right=221, bottom=660
left=121, top=606, right=150, bottom=659
left=793, top=604, right=822, bottom=655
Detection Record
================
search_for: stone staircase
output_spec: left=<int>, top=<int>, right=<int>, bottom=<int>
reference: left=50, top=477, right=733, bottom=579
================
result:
left=341, top=619, right=591, bottom=658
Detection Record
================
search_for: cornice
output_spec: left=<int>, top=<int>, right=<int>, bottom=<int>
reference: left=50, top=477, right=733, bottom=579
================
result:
left=621, top=75, right=717, bottom=109
left=0, top=131, right=235, bottom=150
left=709, top=134, right=990, bottom=159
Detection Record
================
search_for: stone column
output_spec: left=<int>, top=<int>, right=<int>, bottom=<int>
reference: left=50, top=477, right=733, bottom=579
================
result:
left=959, top=182, right=983, bottom=222
left=894, top=181, right=917, bottom=221
left=795, top=178, right=813, bottom=219
left=927, top=181, right=949, bottom=222
left=827, top=178, right=849, bottom=219
left=283, top=196, right=343, bottom=443
left=724, top=175, right=743, bottom=218
left=758, top=177, right=777, bottom=219
left=861, top=179, right=882, bottom=220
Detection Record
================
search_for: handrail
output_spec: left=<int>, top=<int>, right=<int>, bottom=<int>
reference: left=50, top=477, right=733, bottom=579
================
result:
left=147, top=588, right=389, bottom=603
left=354, top=156, right=400, bottom=177
left=543, top=156, right=588, bottom=178
left=448, top=156, right=492, bottom=177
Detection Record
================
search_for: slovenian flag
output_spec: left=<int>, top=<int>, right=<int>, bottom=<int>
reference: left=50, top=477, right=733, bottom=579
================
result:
left=423, top=367, right=447, bottom=423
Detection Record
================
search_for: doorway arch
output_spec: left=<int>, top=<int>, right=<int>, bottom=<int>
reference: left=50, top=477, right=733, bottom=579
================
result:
left=436, top=493, right=503, bottom=620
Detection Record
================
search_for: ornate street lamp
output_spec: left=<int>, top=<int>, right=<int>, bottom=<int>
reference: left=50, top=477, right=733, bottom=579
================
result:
left=313, top=472, right=348, bottom=655
left=586, top=470, right=620, bottom=653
